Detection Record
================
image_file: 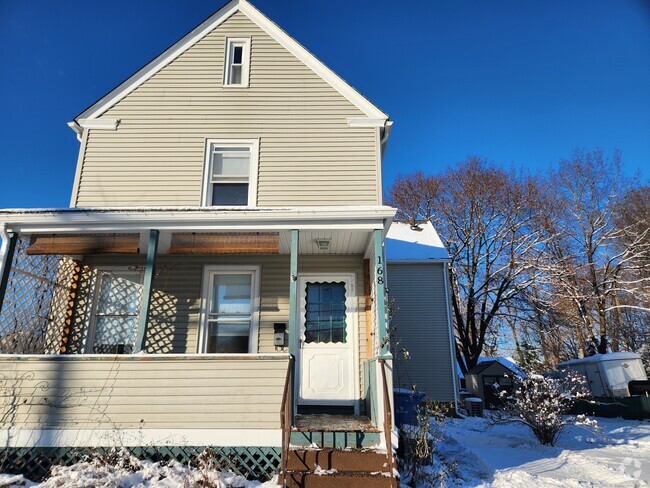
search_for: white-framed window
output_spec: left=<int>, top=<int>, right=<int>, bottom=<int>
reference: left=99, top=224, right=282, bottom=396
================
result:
left=224, top=37, right=251, bottom=87
left=198, top=266, right=261, bottom=354
left=201, top=139, right=259, bottom=207
left=86, top=267, right=143, bottom=354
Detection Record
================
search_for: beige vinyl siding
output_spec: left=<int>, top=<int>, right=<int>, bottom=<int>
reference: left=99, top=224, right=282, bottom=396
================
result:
left=66, top=254, right=367, bottom=395
left=0, top=355, right=288, bottom=430
left=387, top=262, right=456, bottom=403
left=75, top=12, right=378, bottom=207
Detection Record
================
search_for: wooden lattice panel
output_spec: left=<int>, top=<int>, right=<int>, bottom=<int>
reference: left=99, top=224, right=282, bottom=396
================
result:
left=0, top=446, right=281, bottom=482
left=0, top=238, right=78, bottom=354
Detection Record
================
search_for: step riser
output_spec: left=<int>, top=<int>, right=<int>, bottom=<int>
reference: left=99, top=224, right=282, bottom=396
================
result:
left=287, top=449, right=389, bottom=473
left=290, top=431, right=381, bottom=449
left=287, top=473, right=396, bottom=488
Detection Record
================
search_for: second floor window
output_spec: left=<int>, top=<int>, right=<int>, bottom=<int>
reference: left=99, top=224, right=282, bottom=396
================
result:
left=202, top=140, right=259, bottom=207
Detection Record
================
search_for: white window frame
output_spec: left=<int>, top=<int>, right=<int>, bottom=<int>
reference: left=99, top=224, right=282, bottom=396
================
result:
left=201, top=138, right=259, bottom=208
left=223, top=37, right=251, bottom=87
left=197, top=265, right=261, bottom=354
left=85, top=266, right=144, bottom=354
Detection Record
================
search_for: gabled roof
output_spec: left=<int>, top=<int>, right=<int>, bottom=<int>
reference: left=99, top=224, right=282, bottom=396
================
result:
left=467, top=358, right=524, bottom=377
left=72, top=0, right=388, bottom=125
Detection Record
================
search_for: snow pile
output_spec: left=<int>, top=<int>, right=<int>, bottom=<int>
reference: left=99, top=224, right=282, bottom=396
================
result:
left=0, top=450, right=278, bottom=488
left=429, top=416, right=650, bottom=487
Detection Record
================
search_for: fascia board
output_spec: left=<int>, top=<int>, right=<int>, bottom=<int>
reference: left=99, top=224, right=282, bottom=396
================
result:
left=75, top=0, right=241, bottom=121
left=0, top=206, right=397, bottom=233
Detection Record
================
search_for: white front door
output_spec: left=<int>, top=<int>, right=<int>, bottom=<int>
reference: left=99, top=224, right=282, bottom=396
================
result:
left=297, top=274, right=358, bottom=406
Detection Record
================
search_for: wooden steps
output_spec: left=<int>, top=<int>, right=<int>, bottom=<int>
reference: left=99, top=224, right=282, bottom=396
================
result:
left=284, top=449, right=397, bottom=488
left=282, top=414, right=398, bottom=487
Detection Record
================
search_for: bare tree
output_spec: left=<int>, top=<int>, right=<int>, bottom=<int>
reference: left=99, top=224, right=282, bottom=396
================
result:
left=387, top=157, right=542, bottom=374
left=529, top=149, right=650, bottom=355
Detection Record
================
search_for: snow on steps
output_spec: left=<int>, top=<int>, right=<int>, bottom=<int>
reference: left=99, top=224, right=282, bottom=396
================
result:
left=284, top=449, right=397, bottom=488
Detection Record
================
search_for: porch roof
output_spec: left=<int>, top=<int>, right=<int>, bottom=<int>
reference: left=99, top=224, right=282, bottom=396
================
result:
left=0, top=206, right=396, bottom=234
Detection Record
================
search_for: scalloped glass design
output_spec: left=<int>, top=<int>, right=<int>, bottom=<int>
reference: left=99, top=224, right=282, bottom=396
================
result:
left=304, top=282, right=347, bottom=344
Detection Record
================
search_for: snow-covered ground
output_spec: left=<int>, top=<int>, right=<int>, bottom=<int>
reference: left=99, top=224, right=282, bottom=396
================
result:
left=435, top=415, right=650, bottom=487
left=0, top=453, right=279, bottom=487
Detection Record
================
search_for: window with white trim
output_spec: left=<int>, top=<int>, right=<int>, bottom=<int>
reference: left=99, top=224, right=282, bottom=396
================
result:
left=88, top=269, right=143, bottom=354
left=202, top=139, right=258, bottom=207
left=224, top=38, right=250, bottom=87
left=201, top=267, right=260, bottom=354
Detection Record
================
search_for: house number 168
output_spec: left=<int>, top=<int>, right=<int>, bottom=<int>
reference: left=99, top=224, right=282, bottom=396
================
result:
left=376, top=256, right=384, bottom=285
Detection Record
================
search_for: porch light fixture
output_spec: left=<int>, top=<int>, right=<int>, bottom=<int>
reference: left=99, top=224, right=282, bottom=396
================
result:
left=315, top=238, right=331, bottom=252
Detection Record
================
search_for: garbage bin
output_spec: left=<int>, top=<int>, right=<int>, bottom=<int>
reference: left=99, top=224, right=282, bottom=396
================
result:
left=393, top=388, right=426, bottom=428
left=465, top=397, right=483, bottom=417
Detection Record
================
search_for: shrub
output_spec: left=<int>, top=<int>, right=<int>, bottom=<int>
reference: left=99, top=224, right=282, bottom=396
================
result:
left=492, top=371, right=592, bottom=446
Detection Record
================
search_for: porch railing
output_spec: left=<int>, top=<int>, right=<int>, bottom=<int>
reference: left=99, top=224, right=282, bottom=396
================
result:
left=279, top=354, right=294, bottom=487
left=379, top=358, right=397, bottom=487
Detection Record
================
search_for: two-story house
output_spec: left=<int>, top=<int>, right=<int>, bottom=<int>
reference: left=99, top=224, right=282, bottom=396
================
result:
left=0, top=0, right=398, bottom=485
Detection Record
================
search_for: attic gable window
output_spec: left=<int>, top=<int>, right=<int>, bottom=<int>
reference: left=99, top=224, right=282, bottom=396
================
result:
left=224, top=38, right=251, bottom=87
left=202, top=139, right=259, bottom=207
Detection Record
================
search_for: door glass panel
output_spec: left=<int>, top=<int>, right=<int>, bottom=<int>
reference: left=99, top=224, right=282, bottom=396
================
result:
left=304, top=282, right=347, bottom=344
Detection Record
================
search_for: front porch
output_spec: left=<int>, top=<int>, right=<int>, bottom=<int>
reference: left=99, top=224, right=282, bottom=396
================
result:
left=0, top=207, right=396, bottom=483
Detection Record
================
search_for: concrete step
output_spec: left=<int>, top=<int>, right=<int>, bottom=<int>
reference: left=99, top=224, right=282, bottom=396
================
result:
left=286, top=472, right=397, bottom=488
left=287, top=448, right=390, bottom=473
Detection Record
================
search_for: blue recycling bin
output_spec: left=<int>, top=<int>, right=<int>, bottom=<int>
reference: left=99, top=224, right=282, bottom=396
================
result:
left=393, top=388, right=426, bottom=428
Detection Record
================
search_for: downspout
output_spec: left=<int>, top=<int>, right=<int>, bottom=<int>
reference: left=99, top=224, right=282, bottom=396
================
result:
left=379, top=120, right=393, bottom=159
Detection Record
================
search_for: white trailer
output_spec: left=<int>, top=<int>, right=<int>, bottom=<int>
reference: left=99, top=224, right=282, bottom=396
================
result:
left=559, top=352, right=648, bottom=398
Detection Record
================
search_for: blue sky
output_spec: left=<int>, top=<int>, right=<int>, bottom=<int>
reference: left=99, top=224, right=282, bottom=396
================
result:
left=1, top=0, right=648, bottom=208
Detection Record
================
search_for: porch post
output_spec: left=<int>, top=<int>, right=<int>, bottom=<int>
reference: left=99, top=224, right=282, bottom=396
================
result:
left=374, top=229, right=391, bottom=358
left=135, top=229, right=159, bottom=353
left=0, top=230, right=18, bottom=316
left=288, top=229, right=299, bottom=359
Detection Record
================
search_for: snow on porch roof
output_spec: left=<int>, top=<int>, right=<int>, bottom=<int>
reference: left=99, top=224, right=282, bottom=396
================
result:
left=385, top=221, right=450, bottom=261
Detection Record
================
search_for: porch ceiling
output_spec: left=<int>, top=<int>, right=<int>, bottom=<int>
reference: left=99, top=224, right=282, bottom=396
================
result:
left=278, top=230, right=371, bottom=255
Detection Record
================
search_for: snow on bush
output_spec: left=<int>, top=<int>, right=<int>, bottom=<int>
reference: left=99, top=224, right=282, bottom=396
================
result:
left=2, top=448, right=276, bottom=488
left=493, top=370, right=593, bottom=446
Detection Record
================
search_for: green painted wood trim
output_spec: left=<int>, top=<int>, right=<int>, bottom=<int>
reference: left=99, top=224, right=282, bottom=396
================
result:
left=374, top=229, right=390, bottom=356
left=288, top=229, right=299, bottom=358
left=135, top=229, right=159, bottom=352
left=0, top=232, right=17, bottom=316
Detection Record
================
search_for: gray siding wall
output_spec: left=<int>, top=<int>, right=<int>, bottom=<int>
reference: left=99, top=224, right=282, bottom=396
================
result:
left=0, top=355, right=288, bottom=430
left=74, top=12, right=379, bottom=207
left=387, top=262, right=456, bottom=403
left=66, top=254, right=367, bottom=394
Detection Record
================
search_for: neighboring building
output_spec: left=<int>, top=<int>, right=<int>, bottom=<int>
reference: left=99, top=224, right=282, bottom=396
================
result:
left=465, top=359, right=521, bottom=409
left=385, top=222, right=458, bottom=408
left=0, top=1, right=400, bottom=484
